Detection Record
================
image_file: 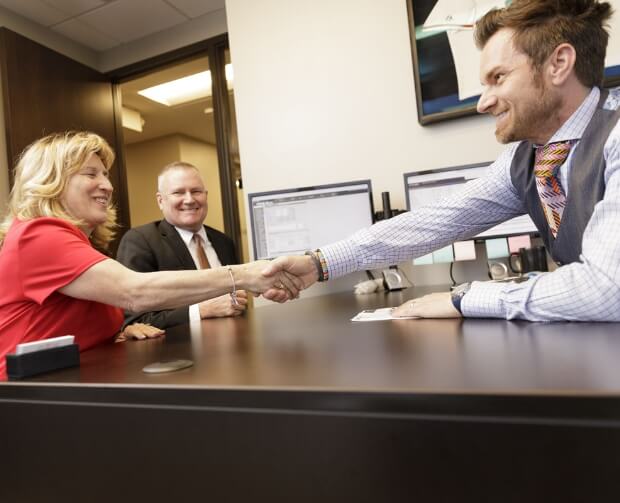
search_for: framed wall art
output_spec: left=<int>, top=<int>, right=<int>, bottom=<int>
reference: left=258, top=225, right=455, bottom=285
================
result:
left=406, top=0, right=620, bottom=125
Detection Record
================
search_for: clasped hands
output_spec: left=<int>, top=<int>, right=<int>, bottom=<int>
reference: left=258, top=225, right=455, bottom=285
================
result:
left=238, top=255, right=318, bottom=303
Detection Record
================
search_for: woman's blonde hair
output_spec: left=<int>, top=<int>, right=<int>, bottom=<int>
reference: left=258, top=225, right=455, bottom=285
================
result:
left=0, top=131, right=116, bottom=250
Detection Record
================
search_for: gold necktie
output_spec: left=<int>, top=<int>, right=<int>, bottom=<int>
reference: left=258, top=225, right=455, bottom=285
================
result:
left=192, top=234, right=210, bottom=269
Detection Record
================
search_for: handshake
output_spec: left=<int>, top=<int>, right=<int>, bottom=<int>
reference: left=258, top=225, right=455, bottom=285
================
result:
left=238, top=254, right=320, bottom=303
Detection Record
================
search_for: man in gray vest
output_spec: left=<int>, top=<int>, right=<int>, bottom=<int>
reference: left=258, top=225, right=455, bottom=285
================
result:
left=261, top=0, right=620, bottom=322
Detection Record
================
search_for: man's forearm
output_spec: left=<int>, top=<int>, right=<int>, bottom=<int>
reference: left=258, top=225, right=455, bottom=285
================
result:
left=462, top=262, right=620, bottom=321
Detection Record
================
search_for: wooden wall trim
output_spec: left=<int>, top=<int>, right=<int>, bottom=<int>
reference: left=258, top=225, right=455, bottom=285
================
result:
left=0, top=27, right=128, bottom=251
left=107, top=33, right=242, bottom=253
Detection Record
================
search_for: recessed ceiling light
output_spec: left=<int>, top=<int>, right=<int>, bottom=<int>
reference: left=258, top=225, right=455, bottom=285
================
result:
left=138, top=64, right=234, bottom=107
left=138, top=71, right=212, bottom=106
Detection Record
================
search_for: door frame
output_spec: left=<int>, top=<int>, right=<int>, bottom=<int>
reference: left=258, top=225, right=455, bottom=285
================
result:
left=107, top=34, right=242, bottom=255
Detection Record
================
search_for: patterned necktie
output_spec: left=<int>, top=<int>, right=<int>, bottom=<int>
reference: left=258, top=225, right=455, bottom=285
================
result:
left=534, top=141, right=574, bottom=238
left=192, top=234, right=210, bottom=269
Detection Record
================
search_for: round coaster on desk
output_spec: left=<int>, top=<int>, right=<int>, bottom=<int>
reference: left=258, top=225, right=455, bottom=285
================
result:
left=142, top=359, right=194, bottom=374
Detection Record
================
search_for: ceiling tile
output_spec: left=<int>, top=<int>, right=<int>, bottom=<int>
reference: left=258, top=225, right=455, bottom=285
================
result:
left=77, top=0, right=186, bottom=43
left=53, top=18, right=119, bottom=51
left=43, top=0, right=108, bottom=17
left=165, top=0, right=225, bottom=18
left=0, top=0, right=67, bottom=26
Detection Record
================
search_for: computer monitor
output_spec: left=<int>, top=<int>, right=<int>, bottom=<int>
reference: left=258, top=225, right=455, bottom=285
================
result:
left=248, top=180, right=374, bottom=259
left=403, top=162, right=538, bottom=239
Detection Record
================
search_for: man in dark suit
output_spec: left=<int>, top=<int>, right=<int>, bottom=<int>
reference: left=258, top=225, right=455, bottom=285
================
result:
left=117, top=161, right=247, bottom=329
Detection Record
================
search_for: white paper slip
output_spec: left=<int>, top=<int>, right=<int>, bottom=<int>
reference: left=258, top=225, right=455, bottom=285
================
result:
left=15, top=335, right=75, bottom=355
left=351, top=308, right=420, bottom=322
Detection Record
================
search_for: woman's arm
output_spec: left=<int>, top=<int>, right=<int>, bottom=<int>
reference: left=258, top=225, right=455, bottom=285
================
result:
left=58, top=258, right=299, bottom=312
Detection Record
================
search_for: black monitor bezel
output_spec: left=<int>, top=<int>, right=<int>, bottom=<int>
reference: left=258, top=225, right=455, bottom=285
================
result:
left=248, top=179, right=375, bottom=260
left=403, top=162, right=539, bottom=241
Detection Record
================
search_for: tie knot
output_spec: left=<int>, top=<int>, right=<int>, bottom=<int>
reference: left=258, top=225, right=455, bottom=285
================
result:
left=534, top=140, right=574, bottom=176
left=192, top=233, right=203, bottom=244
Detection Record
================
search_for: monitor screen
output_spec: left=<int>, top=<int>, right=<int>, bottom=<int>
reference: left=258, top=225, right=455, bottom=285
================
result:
left=248, top=180, right=374, bottom=259
left=403, top=162, right=538, bottom=239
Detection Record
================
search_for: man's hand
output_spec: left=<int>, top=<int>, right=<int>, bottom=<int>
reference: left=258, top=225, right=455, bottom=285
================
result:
left=261, top=255, right=319, bottom=302
left=199, top=291, right=248, bottom=318
left=115, top=323, right=165, bottom=342
left=392, top=292, right=462, bottom=319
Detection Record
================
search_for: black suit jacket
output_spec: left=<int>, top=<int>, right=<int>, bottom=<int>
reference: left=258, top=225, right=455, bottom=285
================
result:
left=116, top=220, right=239, bottom=329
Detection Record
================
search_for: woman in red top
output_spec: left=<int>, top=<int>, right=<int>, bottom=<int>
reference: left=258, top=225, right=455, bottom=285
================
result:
left=0, top=131, right=300, bottom=379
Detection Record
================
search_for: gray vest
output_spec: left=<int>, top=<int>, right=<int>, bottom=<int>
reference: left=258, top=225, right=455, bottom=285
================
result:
left=510, top=89, right=620, bottom=265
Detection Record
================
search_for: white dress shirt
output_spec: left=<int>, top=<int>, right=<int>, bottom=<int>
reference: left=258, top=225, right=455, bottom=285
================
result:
left=320, top=86, right=620, bottom=321
left=175, top=226, right=223, bottom=322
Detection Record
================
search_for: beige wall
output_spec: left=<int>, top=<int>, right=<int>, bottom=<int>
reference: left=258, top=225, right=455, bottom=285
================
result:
left=125, top=134, right=224, bottom=231
left=226, top=0, right=507, bottom=297
left=125, top=135, right=180, bottom=227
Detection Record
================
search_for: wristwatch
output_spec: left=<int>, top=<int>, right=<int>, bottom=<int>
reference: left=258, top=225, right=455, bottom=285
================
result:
left=450, top=282, right=471, bottom=314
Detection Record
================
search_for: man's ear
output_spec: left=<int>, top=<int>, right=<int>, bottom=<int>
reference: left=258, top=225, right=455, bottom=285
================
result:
left=156, top=192, right=163, bottom=210
left=547, top=43, right=577, bottom=86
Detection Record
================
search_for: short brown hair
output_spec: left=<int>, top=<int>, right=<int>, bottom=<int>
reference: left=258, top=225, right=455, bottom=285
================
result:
left=475, top=0, right=613, bottom=87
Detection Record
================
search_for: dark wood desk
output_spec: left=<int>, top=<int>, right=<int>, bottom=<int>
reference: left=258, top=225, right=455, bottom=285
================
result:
left=2, top=288, right=620, bottom=502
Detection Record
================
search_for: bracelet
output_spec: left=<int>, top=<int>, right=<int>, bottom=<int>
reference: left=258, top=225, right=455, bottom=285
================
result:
left=305, top=250, right=329, bottom=282
left=316, top=250, right=329, bottom=281
left=227, top=266, right=239, bottom=305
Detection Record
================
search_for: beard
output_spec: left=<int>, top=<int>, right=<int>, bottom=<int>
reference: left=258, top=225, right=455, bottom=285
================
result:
left=495, top=78, right=562, bottom=144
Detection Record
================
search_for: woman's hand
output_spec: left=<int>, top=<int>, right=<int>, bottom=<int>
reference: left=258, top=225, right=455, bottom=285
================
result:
left=115, top=323, right=165, bottom=342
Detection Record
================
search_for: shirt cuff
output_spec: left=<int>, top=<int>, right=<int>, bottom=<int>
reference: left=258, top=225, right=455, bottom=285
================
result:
left=189, top=304, right=201, bottom=323
left=319, top=239, right=359, bottom=278
left=460, top=280, right=507, bottom=318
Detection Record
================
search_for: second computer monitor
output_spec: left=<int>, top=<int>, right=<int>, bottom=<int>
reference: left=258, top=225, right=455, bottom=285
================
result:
left=248, top=180, right=374, bottom=259
left=403, top=162, right=538, bottom=239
